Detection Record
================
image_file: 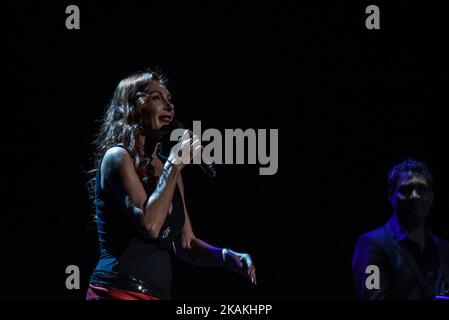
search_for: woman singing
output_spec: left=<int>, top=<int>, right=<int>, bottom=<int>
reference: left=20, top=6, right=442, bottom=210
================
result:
left=86, top=70, right=256, bottom=300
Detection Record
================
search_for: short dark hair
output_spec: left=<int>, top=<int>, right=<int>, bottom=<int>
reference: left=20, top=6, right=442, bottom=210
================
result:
left=387, top=158, right=433, bottom=196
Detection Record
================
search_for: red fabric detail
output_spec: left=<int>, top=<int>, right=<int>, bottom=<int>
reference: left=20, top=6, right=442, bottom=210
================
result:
left=86, top=284, right=160, bottom=300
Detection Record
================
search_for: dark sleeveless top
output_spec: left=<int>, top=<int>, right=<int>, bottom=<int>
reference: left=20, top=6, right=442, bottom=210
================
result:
left=90, top=145, right=185, bottom=299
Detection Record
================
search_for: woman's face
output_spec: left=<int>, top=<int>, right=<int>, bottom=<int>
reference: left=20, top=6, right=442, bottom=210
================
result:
left=137, top=80, right=174, bottom=133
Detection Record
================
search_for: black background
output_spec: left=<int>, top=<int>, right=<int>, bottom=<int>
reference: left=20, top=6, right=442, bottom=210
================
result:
left=4, top=1, right=449, bottom=300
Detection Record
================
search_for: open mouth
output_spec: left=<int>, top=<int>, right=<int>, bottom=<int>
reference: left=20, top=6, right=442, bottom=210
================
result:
left=158, top=115, right=172, bottom=124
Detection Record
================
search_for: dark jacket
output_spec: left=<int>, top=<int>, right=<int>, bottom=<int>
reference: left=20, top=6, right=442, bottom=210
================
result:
left=352, top=214, right=449, bottom=300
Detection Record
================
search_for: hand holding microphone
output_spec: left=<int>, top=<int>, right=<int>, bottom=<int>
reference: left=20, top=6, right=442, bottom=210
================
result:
left=167, top=129, right=202, bottom=170
left=165, top=124, right=217, bottom=177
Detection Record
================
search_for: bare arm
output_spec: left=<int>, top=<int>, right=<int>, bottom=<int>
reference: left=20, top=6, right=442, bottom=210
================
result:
left=101, top=147, right=181, bottom=239
left=101, top=132, right=200, bottom=239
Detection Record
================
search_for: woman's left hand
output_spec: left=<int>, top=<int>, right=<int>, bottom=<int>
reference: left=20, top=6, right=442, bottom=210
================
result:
left=223, top=249, right=257, bottom=285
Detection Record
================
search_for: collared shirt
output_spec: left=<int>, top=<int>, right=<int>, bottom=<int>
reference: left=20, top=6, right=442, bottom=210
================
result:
left=388, top=214, right=448, bottom=297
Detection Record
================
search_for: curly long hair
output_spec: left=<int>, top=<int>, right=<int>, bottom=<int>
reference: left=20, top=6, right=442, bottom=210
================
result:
left=87, top=69, right=168, bottom=223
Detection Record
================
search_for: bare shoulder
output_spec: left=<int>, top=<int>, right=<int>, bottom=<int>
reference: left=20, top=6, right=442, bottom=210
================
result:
left=101, top=146, right=134, bottom=176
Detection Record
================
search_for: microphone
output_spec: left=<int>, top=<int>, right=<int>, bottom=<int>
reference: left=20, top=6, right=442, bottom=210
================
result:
left=160, top=121, right=217, bottom=178
left=198, top=149, right=217, bottom=178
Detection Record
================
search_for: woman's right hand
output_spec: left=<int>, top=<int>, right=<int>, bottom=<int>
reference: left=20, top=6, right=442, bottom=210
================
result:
left=168, top=129, right=202, bottom=170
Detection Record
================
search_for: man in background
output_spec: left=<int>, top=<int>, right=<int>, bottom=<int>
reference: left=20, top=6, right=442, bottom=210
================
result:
left=352, top=158, right=449, bottom=299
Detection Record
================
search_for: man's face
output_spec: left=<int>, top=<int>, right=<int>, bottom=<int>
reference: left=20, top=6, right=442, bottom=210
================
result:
left=391, top=172, right=433, bottom=224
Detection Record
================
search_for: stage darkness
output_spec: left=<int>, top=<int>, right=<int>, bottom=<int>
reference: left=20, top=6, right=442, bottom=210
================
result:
left=4, top=1, right=449, bottom=299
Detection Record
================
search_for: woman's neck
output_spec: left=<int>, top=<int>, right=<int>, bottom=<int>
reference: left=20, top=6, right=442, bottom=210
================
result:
left=137, top=133, right=159, bottom=158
